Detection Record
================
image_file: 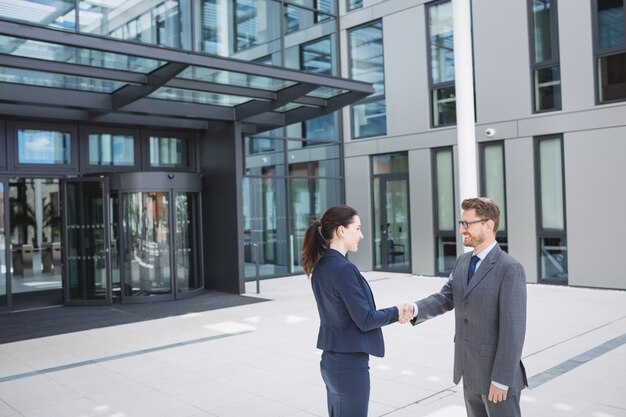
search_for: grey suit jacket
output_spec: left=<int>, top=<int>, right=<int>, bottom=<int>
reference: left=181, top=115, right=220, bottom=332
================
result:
left=413, top=244, right=528, bottom=395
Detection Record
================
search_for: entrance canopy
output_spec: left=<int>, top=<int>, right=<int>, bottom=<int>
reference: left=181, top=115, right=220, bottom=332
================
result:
left=0, top=20, right=374, bottom=133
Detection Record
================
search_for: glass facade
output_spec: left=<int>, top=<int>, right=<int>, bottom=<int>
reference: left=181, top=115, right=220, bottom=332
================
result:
left=349, top=20, right=386, bottom=138
left=433, top=147, right=456, bottom=276
left=18, top=129, right=71, bottom=165
left=529, top=0, right=561, bottom=112
left=595, top=0, right=626, bottom=102
left=536, top=136, right=568, bottom=284
left=428, top=0, right=456, bottom=127
left=480, top=142, right=508, bottom=252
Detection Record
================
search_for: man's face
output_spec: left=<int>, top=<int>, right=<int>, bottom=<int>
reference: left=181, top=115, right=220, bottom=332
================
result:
left=459, top=208, right=487, bottom=249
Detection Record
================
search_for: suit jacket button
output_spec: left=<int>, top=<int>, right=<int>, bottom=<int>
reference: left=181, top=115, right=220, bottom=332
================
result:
left=464, top=318, right=468, bottom=323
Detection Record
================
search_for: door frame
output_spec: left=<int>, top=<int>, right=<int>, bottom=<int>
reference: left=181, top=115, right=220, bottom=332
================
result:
left=61, top=176, right=113, bottom=305
left=372, top=172, right=411, bottom=272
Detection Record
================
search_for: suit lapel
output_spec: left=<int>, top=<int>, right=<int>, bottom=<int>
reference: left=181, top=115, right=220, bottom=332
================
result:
left=464, top=244, right=501, bottom=296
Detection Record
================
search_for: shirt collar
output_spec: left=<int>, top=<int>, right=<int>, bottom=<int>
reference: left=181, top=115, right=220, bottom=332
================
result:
left=474, top=240, right=497, bottom=260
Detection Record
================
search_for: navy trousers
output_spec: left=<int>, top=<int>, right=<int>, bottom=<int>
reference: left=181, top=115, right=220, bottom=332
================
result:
left=320, top=351, right=370, bottom=417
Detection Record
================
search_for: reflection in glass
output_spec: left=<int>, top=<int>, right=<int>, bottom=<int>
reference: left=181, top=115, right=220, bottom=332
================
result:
left=0, top=182, right=5, bottom=306
left=432, top=86, right=456, bottom=126
left=482, top=143, right=507, bottom=232
left=9, top=178, right=62, bottom=293
left=0, top=68, right=125, bottom=93
left=532, top=0, right=556, bottom=63
left=66, top=180, right=106, bottom=301
left=149, top=87, right=252, bottom=106
left=436, top=236, right=457, bottom=275
left=150, top=137, right=185, bottom=168
left=178, top=67, right=294, bottom=91
left=428, top=0, right=454, bottom=85
left=123, top=192, right=171, bottom=296
left=436, top=149, right=454, bottom=231
left=373, top=175, right=410, bottom=272
left=540, top=237, right=568, bottom=282
left=0, top=35, right=163, bottom=73
left=18, top=129, right=71, bottom=165
left=79, top=0, right=186, bottom=49
left=89, top=134, right=135, bottom=166
left=597, top=0, right=624, bottom=49
left=175, top=192, right=202, bottom=292
left=372, top=153, right=408, bottom=175
left=234, top=0, right=281, bottom=52
left=347, top=0, right=363, bottom=11
left=0, top=0, right=76, bottom=30
left=534, top=66, right=561, bottom=111
left=539, top=137, right=564, bottom=230
left=349, top=21, right=385, bottom=95
left=352, top=99, right=387, bottom=138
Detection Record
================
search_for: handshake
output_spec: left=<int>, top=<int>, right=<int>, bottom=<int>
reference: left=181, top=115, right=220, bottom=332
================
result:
left=396, top=303, right=415, bottom=324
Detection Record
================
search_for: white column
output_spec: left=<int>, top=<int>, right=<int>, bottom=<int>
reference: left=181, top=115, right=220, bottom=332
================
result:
left=452, top=0, right=478, bottom=204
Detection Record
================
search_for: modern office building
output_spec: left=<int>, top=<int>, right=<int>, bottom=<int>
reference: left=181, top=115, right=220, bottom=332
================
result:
left=1, top=0, right=625, bottom=314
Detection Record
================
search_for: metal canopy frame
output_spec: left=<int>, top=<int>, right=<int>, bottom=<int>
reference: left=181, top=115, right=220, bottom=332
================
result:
left=0, top=19, right=374, bottom=133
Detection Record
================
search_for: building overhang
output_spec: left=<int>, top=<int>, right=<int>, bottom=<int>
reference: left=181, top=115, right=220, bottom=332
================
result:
left=0, top=19, right=374, bottom=134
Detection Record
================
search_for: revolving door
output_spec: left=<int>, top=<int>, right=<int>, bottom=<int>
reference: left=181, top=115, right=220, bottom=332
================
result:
left=63, top=172, right=203, bottom=304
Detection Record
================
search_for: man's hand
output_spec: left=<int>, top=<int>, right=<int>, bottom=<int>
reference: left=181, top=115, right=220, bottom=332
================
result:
left=488, top=384, right=508, bottom=403
left=397, top=303, right=414, bottom=324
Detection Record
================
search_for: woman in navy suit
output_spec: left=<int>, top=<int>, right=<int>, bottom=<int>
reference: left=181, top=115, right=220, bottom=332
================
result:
left=301, top=205, right=407, bottom=417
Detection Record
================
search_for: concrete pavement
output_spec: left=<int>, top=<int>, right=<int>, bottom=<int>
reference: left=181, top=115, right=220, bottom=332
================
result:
left=0, top=272, right=625, bottom=417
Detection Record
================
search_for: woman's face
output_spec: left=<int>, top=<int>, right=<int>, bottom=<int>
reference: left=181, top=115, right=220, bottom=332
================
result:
left=340, top=215, right=364, bottom=253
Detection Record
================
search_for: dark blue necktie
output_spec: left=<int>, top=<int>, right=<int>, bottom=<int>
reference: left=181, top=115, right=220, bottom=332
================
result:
left=468, top=255, right=480, bottom=283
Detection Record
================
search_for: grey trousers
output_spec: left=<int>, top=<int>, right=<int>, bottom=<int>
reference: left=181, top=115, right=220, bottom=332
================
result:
left=463, top=385, right=522, bottom=417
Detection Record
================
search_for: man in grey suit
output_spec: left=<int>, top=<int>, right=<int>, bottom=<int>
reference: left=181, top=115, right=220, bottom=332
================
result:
left=406, top=197, right=527, bottom=417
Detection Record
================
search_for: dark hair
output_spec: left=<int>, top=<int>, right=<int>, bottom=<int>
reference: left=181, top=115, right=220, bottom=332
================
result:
left=300, top=204, right=358, bottom=277
left=461, top=197, right=500, bottom=232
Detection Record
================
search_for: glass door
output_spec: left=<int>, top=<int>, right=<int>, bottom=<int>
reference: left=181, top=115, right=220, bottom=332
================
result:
left=63, top=177, right=111, bottom=304
left=0, top=179, right=6, bottom=308
left=373, top=176, right=411, bottom=272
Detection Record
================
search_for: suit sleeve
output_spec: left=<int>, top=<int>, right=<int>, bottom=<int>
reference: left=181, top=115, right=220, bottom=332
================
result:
left=411, top=276, right=455, bottom=325
left=334, top=263, right=399, bottom=332
left=492, top=262, right=527, bottom=386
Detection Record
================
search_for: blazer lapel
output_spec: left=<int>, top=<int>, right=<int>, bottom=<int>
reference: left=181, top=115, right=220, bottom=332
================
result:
left=464, top=245, right=501, bottom=296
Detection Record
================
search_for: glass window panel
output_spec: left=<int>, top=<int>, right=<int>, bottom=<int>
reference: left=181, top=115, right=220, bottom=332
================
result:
left=89, top=134, right=135, bottom=166
left=307, top=87, right=347, bottom=99
left=432, top=86, right=456, bottom=126
left=0, top=68, right=125, bottom=93
left=79, top=0, right=185, bottom=49
left=302, top=37, right=332, bottom=75
left=149, top=87, right=252, bottom=106
left=540, top=236, right=568, bottom=280
left=304, top=113, right=338, bottom=142
left=539, top=137, right=565, bottom=230
left=482, top=143, right=506, bottom=232
left=372, top=153, right=408, bottom=175
left=175, top=192, right=202, bottom=292
left=534, top=66, right=561, bottom=111
left=347, top=0, right=363, bottom=11
left=349, top=21, right=385, bottom=95
left=597, top=0, right=625, bottom=49
left=436, top=236, right=457, bottom=275
left=435, top=149, right=454, bottom=231
left=0, top=182, right=5, bottom=306
left=598, top=52, right=626, bottom=102
left=428, top=1, right=455, bottom=85
left=150, top=136, right=186, bottom=167
left=177, top=66, right=294, bottom=91
left=18, top=129, right=71, bottom=165
left=0, top=0, right=76, bottom=30
left=0, top=35, right=164, bottom=73
left=352, top=99, right=387, bottom=138
left=532, top=0, right=556, bottom=63
left=234, top=0, right=281, bottom=52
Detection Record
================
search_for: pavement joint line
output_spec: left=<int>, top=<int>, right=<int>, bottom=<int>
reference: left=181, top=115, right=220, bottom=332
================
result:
left=379, top=386, right=458, bottom=415
left=527, top=332, right=626, bottom=388
left=0, top=330, right=253, bottom=384
left=523, top=315, right=626, bottom=359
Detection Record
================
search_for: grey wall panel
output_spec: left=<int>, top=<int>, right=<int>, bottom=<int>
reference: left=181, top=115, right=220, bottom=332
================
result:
left=409, top=148, right=435, bottom=276
left=565, top=129, right=626, bottom=290
left=344, top=155, right=373, bottom=270
left=383, top=6, right=430, bottom=137
left=504, top=137, right=538, bottom=283
left=199, top=123, right=245, bottom=294
left=559, top=0, right=595, bottom=111
left=472, top=0, right=532, bottom=123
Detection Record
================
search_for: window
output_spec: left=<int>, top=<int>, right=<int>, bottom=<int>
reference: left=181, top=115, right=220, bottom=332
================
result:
left=349, top=21, right=386, bottom=138
left=0, top=0, right=75, bottom=30
left=480, top=142, right=508, bottom=252
left=149, top=137, right=187, bottom=168
left=594, top=0, right=626, bottom=102
left=347, top=0, right=363, bottom=11
left=89, top=134, right=135, bottom=167
left=535, top=135, right=568, bottom=284
left=234, top=0, right=281, bottom=53
left=301, top=37, right=338, bottom=143
left=433, top=147, right=456, bottom=276
left=427, top=0, right=456, bottom=127
left=528, top=0, right=562, bottom=112
left=10, top=123, right=78, bottom=172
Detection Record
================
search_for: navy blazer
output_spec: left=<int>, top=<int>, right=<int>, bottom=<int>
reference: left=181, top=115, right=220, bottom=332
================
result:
left=311, top=249, right=398, bottom=357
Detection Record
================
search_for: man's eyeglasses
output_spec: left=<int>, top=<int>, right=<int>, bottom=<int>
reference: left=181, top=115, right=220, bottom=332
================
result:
left=458, top=219, right=488, bottom=229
